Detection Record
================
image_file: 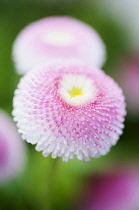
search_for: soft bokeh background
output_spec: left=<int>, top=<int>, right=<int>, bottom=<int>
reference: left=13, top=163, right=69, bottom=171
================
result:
left=0, top=0, right=139, bottom=209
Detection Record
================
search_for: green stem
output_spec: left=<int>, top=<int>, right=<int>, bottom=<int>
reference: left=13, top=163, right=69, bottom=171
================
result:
left=44, top=158, right=59, bottom=210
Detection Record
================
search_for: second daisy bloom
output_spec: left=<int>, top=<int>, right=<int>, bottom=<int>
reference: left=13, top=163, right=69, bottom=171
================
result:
left=13, top=63, right=126, bottom=161
left=13, top=16, right=106, bottom=74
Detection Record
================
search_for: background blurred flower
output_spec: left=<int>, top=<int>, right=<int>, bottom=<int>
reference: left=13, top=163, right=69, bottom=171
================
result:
left=13, top=63, right=126, bottom=162
left=78, top=164, right=139, bottom=210
left=116, top=53, right=139, bottom=114
left=12, top=16, right=106, bottom=74
left=0, top=110, right=26, bottom=183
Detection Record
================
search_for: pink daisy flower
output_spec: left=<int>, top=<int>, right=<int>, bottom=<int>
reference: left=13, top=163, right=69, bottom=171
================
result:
left=13, top=63, right=126, bottom=162
left=0, top=110, right=26, bottom=183
left=12, top=16, right=106, bottom=75
left=79, top=165, right=139, bottom=210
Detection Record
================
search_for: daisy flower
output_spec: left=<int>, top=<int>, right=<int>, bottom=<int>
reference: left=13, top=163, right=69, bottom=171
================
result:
left=13, top=63, right=126, bottom=162
left=12, top=16, right=106, bottom=74
left=0, top=110, right=26, bottom=183
left=79, top=164, right=139, bottom=210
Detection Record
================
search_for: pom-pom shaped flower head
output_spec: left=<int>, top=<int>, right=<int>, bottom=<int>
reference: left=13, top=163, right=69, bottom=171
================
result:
left=79, top=165, right=139, bottom=210
left=13, top=63, right=126, bottom=162
left=12, top=16, right=106, bottom=75
left=0, top=110, right=26, bottom=183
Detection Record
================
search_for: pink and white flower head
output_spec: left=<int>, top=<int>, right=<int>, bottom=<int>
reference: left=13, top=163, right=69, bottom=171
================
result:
left=79, top=165, right=139, bottom=210
left=13, top=63, right=126, bottom=162
left=0, top=110, right=26, bottom=183
left=117, top=53, right=139, bottom=113
left=12, top=16, right=106, bottom=75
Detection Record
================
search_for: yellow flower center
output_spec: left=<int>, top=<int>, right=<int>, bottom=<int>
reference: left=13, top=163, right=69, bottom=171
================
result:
left=68, top=88, right=83, bottom=97
left=59, top=74, right=97, bottom=106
